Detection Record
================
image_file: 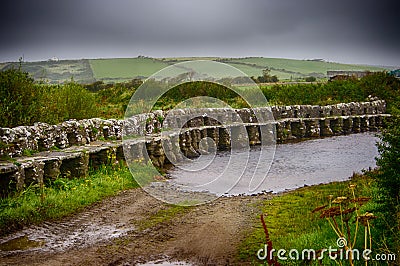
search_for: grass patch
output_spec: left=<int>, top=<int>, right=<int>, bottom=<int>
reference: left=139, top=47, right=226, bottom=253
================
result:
left=89, top=57, right=170, bottom=82
left=238, top=175, right=389, bottom=265
left=0, top=163, right=156, bottom=236
left=136, top=204, right=192, bottom=231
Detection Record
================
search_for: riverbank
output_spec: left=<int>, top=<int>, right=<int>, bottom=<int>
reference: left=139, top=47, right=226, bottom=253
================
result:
left=1, top=171, right=390, bottom=265
left=238, top=173, right=383, bottom=265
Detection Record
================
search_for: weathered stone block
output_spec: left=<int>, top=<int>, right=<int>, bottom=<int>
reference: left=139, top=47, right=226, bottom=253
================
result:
left=305, top=120, right=320, bottom=138
left=320, top=119, right=333, bottom=137
left=218, top=127, right=231, bottom=150
left=330, top=118, right=344, bottom=135
left=352, top=117, right=361, bottom=133
left=59, top=152, right=89, bottom=178
left=290, top=120, right=306, bottom=138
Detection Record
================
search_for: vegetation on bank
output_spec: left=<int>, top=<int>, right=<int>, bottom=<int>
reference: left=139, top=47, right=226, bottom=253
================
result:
left=239, top=175, right=398, bottom=265
left=0, top=163, right=156, bottom=236
left=262, top=71, right=400, bottom=113
left=370, top=114, right=400, bottom=257
left=101, top=71, right=400, bottom=118
left=0, top=68, right=98, bottom=127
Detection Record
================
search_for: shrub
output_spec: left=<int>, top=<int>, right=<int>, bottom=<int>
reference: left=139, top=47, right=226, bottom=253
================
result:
left=359, top=72, right=400, bottom=113
left=0, top=68, right=99, bottom=127
left=305, top=76, right=316, bottom=82
left=372, top=114, right=400, bottom=251
left=60, top=82, right=98, bottom=120
left=0, top=68, right=41, bottom=127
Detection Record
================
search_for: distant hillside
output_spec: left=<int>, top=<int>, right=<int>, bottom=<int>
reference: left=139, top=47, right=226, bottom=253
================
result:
left=1, top=59, right=95, bottom=84
left=0, top=57, right=387, bottom=84
left=219, top=57, right=385, bottom=80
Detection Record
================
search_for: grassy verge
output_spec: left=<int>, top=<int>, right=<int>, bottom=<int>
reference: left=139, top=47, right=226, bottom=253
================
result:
left=136, top=204, right=192, bottom=231
left=238, top=174, right=396, bottom=265
left=0, top=163, right=156, bottom=236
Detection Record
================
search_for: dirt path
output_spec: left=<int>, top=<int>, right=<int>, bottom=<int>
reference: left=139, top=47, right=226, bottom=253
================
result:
left=0, top=188, right=271, bottom=265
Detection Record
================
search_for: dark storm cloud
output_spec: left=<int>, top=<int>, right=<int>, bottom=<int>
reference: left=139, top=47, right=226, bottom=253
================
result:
left=0, top=0, right=399, bottom=65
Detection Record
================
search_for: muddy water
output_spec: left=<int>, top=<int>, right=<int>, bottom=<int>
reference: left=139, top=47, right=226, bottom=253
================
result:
left=167, top=133, right=379, bottom=196
left=137, top=258, right=192, bottom=266
left=0, top=222, right=131, bottom=257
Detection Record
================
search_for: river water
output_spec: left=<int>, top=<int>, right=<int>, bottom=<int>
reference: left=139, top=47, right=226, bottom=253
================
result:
left=167, top=133, right=379, bottom=196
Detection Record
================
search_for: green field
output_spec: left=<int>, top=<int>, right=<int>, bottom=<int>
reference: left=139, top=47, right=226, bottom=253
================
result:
left=1, top=57, right=388, bottom=84
left=89, top=57, right=170, bottom=82
left=225, top=62, right=295, bottom=80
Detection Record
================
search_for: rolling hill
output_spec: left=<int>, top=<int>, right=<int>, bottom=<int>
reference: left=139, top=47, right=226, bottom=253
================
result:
left=0, top=57, right=387, bottom=84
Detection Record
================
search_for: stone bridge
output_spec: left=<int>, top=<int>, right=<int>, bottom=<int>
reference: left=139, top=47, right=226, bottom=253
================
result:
left=0, top=100, right=390, bottom=197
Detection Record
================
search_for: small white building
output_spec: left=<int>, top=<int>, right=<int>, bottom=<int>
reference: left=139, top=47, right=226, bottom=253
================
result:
left=49, top=56, right=59, bottom=62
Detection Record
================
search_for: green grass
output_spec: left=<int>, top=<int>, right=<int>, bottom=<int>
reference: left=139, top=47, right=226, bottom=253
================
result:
left=136, top=204, right=191, bottom=230
left=238, top=175, right=388, bottom=265
left=89, top=58, right=170, bottom=82
left=0, top=163, right=156, bottom=236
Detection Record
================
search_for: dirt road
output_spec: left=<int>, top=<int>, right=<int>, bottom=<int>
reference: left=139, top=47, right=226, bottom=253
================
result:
left=0, top=188, right=271, bottom=265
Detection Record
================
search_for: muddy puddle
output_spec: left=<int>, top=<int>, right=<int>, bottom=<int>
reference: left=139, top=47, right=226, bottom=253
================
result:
left=0, top=236, right=44, bottom=252
left=0, top=219, right=133, bottom=257
left=138, top=257, right=192, bottom=266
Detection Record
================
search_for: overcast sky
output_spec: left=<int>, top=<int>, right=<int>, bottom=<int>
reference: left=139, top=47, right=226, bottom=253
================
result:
left=1, top=0, right=399, bottom=66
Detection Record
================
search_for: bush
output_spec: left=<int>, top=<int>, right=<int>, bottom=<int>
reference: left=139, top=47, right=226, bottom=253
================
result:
left=359, top=72, right=400, bottom=113
left=0, top=68, right=42, bottom=127
left=305, top=76, right=316, bottom=82
left=0, top=68, right=99, bottom=127
left=60, top=82, right=98, bottom=120
left=373, top=115, right=400, bottom=251
left=252, top=68, right=279, bottom=83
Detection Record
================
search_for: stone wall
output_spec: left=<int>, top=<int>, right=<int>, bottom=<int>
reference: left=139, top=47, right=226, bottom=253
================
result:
left=0, top=100, right=390, bottom=197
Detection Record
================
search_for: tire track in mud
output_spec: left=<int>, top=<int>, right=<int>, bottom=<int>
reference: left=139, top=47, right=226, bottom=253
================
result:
left=0, top=188, right=272, bottom=266
left=0, top=189, right=162, bottom=258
